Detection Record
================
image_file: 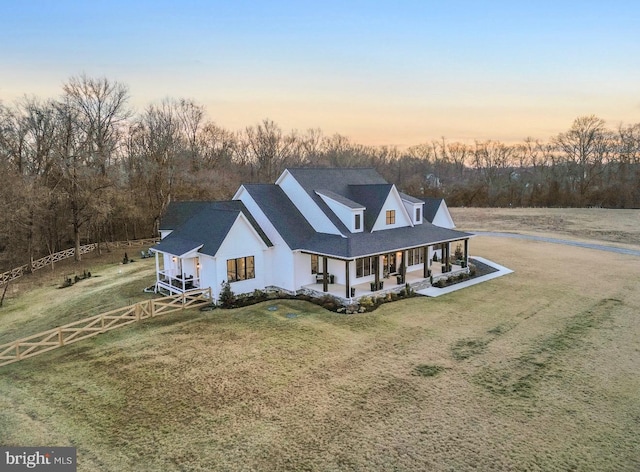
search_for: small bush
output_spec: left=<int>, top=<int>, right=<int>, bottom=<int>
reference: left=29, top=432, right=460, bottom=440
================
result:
left=218, top=281, right=236, bottom=308
left=468, top=263, right=477, bottom=276
left=413, top=364, right=447, bottom=377
left=359, top=296, right=374, bottom=308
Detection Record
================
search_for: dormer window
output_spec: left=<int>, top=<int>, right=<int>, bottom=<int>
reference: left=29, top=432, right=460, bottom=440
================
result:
left=355, top=214, right=361, bottom=231
left=416, top=207, right=421, bottom=222
left=386, top=210, right=396, bottom=225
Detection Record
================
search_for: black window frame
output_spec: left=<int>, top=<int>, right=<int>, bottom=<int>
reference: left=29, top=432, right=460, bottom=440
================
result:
left=356, top=256, right=374, bottom=278
left=226, top=256, right=255, bottom=282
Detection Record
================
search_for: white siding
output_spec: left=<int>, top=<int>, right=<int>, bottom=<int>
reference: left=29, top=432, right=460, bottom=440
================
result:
left=293, top=252, right=314, bottom=287
left=317, top=193, right=364, bottom=233
left=432, top=202, right=456, bottom=229
left=211, top=214, right=270, bottom=298
left=277, top=170, right=341, bottom=235
left=371, top=187, right=414, bottom=231
left=199, top=254, right=218, bottom=298
left=235, top=187, right=296, bottom=291
left=401, top=201, right=423, bottom=225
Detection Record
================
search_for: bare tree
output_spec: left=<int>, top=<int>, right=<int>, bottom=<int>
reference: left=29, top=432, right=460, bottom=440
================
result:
left=553, top=115, right=610, bottom=203
left=244, top=119, right=296, bottom=182
left=63, top=75, right=131, bottom=174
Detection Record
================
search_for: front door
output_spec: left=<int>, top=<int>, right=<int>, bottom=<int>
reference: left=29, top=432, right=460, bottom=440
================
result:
left=382, top=253, right=397, bottom=274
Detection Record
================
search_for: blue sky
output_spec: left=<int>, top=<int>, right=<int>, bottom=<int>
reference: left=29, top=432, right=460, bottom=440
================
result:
left=1, top=0, right=638, bottom=146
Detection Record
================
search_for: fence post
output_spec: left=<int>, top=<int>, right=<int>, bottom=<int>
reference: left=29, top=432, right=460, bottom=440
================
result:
left=58, top=327, right=64, bottom=346
left=15, top=343, right=21, bottom=360
left=101, top=314, right=105, bottom=332
left=150, top=299, right=155, bottom=318
left=135, top=303, right=141, bottom=321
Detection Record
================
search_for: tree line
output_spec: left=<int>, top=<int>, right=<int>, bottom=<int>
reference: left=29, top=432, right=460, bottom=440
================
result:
left=1, top=75, right=638, bottom=269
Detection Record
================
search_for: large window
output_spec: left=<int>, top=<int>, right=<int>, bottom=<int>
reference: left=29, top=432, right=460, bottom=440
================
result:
left=227, top=256, right=255, bottom=282
left=386, top=210, right=396, bottom=225
left=356, top=256, right=375, bottom=278
left=407, top=248, right=424, bottom=266
left=311, top=254, right=319, bottom=274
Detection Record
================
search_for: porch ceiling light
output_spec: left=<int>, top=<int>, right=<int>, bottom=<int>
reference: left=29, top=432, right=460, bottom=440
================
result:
left=172, top=256, right=177, bottom=262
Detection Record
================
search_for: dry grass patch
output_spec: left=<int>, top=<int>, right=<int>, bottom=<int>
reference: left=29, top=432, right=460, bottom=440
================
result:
left=451, top=206, right=640, bottom=247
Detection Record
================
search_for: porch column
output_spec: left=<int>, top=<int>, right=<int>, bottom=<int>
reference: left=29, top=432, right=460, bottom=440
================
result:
left=181, top=258, right=186, bottom=291
left=464, top=239, right=469, bottom=267
left=155, top=251, right=160, bottom=286
left=446, top=243, right=451, bottom=272
left=423, top=246, right=429, bottom=278
left=322, top=256, right=328, bottom=293
left=442, top=243, right=448, bottom=272
left=401, top=250, right=407, bottom=283
left=345, top=260, right=351, bottom=298
left=374, top=255, right=380, bottom=290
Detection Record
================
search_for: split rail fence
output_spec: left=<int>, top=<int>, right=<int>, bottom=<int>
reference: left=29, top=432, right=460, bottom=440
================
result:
left=0, top=238, right=159, bottom=287
left=0, top=288, right=212, bottom=367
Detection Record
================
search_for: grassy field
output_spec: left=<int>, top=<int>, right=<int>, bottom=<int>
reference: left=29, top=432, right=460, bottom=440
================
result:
left=1, top=210, right=639, bottom=471
left=450, top=206, right=640, bottom=246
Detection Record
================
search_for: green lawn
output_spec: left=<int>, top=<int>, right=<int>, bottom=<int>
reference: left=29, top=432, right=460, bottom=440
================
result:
left=1, top=221, right=639, bottom=471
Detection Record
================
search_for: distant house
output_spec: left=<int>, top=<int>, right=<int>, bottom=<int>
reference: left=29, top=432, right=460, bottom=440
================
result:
left=151, top=168, right=472, bottom=302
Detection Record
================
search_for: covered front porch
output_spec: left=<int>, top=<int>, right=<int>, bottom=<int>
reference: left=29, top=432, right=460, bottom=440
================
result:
left=302, top=238, right=470, bottom=302
left=302, top=262, right=467, bottom=302
left=152, top=248, right=203, bottom=295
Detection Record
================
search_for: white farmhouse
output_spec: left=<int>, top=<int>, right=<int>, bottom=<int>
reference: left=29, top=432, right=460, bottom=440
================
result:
left=151, top=168, right=472, bottom=302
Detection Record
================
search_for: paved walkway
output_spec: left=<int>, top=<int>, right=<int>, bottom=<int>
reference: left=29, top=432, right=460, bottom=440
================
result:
left=473, top=231, right=640, bottom=257
left=416, top=257, right=513, bottom=298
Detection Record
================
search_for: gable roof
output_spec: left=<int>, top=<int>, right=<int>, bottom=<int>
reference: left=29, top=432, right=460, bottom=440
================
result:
left=242, top=184, right=316, bottom=249
left=422, top=197, right=444, bottom=223
left=154, top=201, right=272, bottom=257
left=347, top=184, right=393, bottom=231
left=285, top=168, right=395, bottom=235
left=240, top=182, right=471, bottom=259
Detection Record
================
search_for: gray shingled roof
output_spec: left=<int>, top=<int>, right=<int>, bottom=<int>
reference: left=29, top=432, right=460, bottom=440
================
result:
left=242, top=184, right=316, bottom=249
left=154, top=201, right=272, bottom=257
left=155, top=171, right=470, bottom=263
left=347, top=184, right=393, bottom=231
left=286, top=168, right=388, bottom=235
left=316, top=189, right=364, bottom=209
left=299, top=222, right=471, bottom=259
left=241, top=182, right=471, bottom=259
left=422, top=197, right=444, bottom=223
left=400, top=192, right=423, bottom=204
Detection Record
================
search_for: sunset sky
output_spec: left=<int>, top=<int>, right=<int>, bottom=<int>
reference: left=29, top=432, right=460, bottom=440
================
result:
left=1, top=0, right=638, bottom=147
